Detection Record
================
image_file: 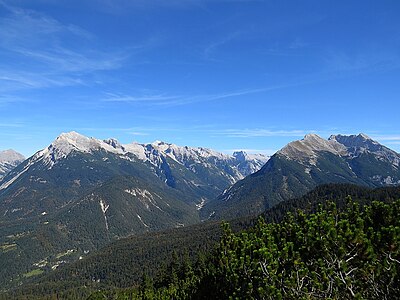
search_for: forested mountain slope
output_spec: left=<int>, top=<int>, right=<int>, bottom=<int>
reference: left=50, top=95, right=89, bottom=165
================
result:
left=6, top=184, right=400, bottom=299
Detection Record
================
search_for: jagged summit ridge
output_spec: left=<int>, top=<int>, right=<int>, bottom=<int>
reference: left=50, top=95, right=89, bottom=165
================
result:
left=278, top=133, right=347, bottom=161
left=35, top=131, right=124, bottom=168
left=232, top=151, right=270, bottom=175
left=233, top=151, right=268, bottom=162
left=0, top=132, right=269, bottom=192
left=53, top=131, right=123, bottom=154
left=329, top=133, right=372, bottom=142
left=35, top=131, right=268, bottom=169
left=330, top=133, right=400, bottom=166
left=278, top=133, right=400, bottom=167
left=329, top=133, right=381, bottom=152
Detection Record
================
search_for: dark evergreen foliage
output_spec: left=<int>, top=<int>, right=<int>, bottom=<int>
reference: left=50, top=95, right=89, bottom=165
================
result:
left=4, top=184, right=400, bottom=299
left=87, top=196, right=400, bottom=299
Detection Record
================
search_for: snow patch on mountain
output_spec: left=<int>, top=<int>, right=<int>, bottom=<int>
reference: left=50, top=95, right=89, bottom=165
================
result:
left=196, top=198, right=206, bottom=210
left=99, top=199, right=110, bottom=231
left=137, top=214, right=149, bottom=228
left=125, top=188, right=163, bottom=211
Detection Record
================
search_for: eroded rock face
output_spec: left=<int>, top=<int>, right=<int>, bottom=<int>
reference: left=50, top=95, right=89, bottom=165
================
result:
left=330, top=134, right=400, bottom=166
left=278, top=133, right=348, bottom=163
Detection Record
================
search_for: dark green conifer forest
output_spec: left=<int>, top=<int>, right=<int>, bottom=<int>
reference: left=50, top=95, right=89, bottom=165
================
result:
left=4, top=184, right=400, bottom=299
left=86, top=197, right=400, bottom=299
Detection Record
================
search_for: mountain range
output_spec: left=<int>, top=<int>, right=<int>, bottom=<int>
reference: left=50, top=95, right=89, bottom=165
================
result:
left=202, top=133, right=400, bottom=220
left=1, top=132, right=399, bottom=292
left=0, top=132, right=268, bottom=289
left=0, top=131, right=268, bottom=222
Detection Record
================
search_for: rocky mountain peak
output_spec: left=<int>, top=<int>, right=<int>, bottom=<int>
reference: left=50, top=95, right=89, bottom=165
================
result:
left=0, top=149, right=25, bottom=163
left=31, top=132, right=125, bottom=169
left=233, top=151, right=269, bottom=163
left=151, top=140, right=165, bottom=146
left=303, top=133, right=323, bottom=140
left=104, top=138, right=125, bottom=151
left=53, top=131, right=94, bottom=152
left=58, top=130, right=85, bottom=140
left=52, top=131, right=128, bottom=155
left=329, top=133, right=400, bottom=166
left=233, top=151, right=247, bottom=161
left=279, top=134, right=347, bottom=160
left=329, top=133, right=379, bottom=150
left=0, top=149, right=25, bottom=180
left=359, top=133, right=372, bottom=140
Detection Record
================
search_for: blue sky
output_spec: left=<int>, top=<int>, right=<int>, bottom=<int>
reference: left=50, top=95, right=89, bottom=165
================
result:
left=1, top=0, right=400, bottom=157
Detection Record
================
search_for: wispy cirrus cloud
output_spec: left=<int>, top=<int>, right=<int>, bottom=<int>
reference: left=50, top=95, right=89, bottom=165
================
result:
left=73, top=126, right=153, bottom=136
left=0, top=94, right=31, bottom=106
left=213, top=129, right=310, bottom=138
left=372, top=135, right=400, bottom=141
left=12, top=46, right=128, bottom=73
left=371, top=135, right=400, bottom=147
left=323, top=48, right=400, bottom=76
left=0, top=72, right=85, bottom=90
left=0, top=1, right=130, bottom=92
left=73, top=125, right=312, bottom=139
left=87, top=0, right=266, bottom=12
left=102, top=93, right=180, bottom=104
left=102, top=83, right=300, bottom=107
left=0, top=122, right=25, bottom=128
left=204, top=31, right=243, bottom=60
